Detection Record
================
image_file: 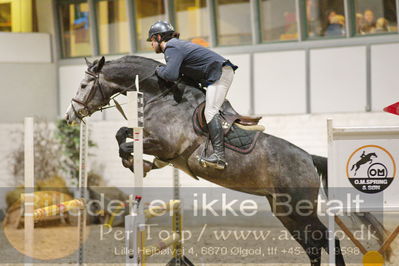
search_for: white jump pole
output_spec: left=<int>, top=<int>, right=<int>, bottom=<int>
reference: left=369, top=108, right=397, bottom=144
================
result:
left=172, top=168, right=183, bottom=263
left=128, top=75, right=144, bottom=193
left=24, top=117, right=34, bottom=265
left=78, top=122, right=89, bottom=265
left=23, top=118, right=88, bottom=265
left=126, top=75, right=145, bottom=266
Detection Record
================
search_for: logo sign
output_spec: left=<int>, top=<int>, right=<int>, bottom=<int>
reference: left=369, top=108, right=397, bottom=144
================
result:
left=346, top=145, right=396, bottom=194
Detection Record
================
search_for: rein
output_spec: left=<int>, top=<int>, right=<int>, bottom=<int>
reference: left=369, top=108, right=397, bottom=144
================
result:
left=71, top=69, right=173, bottom=122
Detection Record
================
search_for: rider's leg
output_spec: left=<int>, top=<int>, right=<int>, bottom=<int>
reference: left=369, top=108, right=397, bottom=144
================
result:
left=202, top=66, right=234, bottom=169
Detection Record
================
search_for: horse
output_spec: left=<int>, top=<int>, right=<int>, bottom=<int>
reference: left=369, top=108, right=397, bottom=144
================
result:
left=65, top=55, right=390, bottom=265
left=351, top=151, right=378, bottom=176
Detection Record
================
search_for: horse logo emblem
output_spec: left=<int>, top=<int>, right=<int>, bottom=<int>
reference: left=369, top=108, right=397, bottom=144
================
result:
left=346, top=145, right=396, bottom=194
left=350, top=151, right=377, bottom=176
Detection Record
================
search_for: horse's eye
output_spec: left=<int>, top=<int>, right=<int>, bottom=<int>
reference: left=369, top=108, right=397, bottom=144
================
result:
left=79, top=109, right=89, bottom=116
left=81, top=83, right=87, bottom=89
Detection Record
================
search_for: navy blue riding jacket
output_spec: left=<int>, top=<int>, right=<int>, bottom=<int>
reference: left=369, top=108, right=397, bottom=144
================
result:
left=155, top=38, right=237, bottom=87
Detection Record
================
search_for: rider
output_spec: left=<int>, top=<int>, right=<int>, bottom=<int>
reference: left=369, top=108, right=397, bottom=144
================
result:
left=147, top=20, right=237, bottom=170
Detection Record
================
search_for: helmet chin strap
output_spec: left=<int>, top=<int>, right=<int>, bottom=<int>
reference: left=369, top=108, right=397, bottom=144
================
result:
left=156, top=34, right=164, bottom=44
left=155, top=34, right=166, bottom=53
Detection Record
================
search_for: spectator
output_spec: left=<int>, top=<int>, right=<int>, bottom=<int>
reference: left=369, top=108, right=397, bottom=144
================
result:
left=360, top=9, right=376, bottom=34
left=327, top=10, right=337, bottom=24
left=306, top=0, right=322, bottom=37
left=355, top=13, right=365, bottom=34
left=375, top=17, right=389, bottom=33
left=279, top=11, right=297, bottom=40
left=325, top=14, right=345, bottom=36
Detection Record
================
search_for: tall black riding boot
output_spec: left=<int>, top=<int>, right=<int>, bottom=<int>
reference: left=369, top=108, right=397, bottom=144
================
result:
left=201, top=114, right=227, bottom=170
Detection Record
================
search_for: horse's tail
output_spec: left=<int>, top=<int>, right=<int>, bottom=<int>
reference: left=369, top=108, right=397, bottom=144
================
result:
left=311, top=155, right=328, bottom=197
left=311, top=154, right=392, bottom=261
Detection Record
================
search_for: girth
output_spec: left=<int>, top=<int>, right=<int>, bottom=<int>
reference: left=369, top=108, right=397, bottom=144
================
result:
left=156, top=139, right=202, bottom=180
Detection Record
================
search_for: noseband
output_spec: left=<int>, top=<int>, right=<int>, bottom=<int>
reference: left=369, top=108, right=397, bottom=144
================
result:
left=71, top=71, right=107, bottom=121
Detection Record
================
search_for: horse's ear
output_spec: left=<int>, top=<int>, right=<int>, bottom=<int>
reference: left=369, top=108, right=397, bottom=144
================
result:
left=93, top=56, right=105, bottom=73
left=84, top=57, right=91, bottom=67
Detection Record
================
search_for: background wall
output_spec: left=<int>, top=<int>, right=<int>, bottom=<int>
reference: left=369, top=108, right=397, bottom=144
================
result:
left=0, top=33, right=56, bottom=123
left=310, top=46, right=367, bottom=113
left=254, top=50, right=306, bottom=115
left=371, top=43, right=399, bottom=110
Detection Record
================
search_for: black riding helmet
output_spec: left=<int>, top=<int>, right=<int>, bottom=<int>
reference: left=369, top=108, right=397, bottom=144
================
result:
left=146, top=20, right=175, bottom=42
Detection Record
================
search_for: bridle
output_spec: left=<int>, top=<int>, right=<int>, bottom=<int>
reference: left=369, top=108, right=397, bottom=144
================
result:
left=70, top=69, right=173, bottom=122
left=71, top=70, right=107, bottom=122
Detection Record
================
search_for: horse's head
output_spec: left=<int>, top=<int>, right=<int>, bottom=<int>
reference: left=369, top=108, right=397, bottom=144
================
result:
left=65, top=56, right=112, bottom=124
left=65, top=55, right=167, bottom=125
left=371, top=152, right=378, bottom=158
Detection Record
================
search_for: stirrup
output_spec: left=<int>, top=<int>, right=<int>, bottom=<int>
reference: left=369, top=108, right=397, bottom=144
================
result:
left=198, top=155, right=227, bottom=170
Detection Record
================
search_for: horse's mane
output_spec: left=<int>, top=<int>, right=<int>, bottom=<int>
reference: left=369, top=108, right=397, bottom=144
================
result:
left=101, top=55, right=203, bottom=100
left=106, top=55, right=161, bottom=68
left=102, top=55, right=162, bottom=86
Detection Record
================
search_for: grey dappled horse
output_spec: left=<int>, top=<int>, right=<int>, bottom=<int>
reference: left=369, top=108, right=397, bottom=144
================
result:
left=65, top=56, right=389, bottom=265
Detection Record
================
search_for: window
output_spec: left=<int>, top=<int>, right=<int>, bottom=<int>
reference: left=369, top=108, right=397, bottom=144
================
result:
left=175, top=0, right=210, bottom=47
left=135, top=0, right=166, bottom=51
left=0, top=2, right=11, bottom=31
left=354, top=0, right=397, bottom=35
left=215, top=0, right=252, bottom=46
left=260, top=0, right=298, bottom=42
left=0, top=0, right=37, bottom=32
left=96, top=0, right=129, bottom=55
left=59, top=0, right=91, bottom=57
left=306, top=0, right=346, bottom=38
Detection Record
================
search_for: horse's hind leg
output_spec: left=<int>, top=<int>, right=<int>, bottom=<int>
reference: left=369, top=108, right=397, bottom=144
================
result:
left=354, top=165, right=359, bottom=176
left=302, top=215, right=346, bottom=266
left=266, top=195, right=323, bottom=265
left=266, top=195, right=346, bottom=266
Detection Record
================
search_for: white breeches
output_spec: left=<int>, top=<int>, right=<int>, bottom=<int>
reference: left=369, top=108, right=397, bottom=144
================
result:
left=205, top=65, right=234, bottom=123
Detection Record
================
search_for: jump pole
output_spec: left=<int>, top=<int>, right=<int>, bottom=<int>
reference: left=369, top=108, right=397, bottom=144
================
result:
left=168, top=169, right=194, bottom=266
left=24, top=117, right=34, bottom=265
left=124, top=78, right=193, bottom=266
left=125, top=76, right=145, bottom=266
left=78, top=122, right=89, bottom=265
left=25, top=120, right=88, bottom=265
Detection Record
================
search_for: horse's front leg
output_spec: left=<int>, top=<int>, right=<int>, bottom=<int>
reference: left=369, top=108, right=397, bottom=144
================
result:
left=121, top=155, right=155, bottom=175
left=116, top=127, right=166, bottom=175
left=118, top=136, right=163, bottom=160
left=116, top=127, right=164, bottom=157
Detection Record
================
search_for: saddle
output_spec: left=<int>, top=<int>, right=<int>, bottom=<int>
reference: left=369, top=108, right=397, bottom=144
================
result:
left=193, top=101, right=263, bottom=154
left=195, top=101, right=261, bottom=130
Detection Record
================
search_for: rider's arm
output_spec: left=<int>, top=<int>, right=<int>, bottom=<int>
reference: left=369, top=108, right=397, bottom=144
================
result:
left=156, top=46, right=184, bottom=82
